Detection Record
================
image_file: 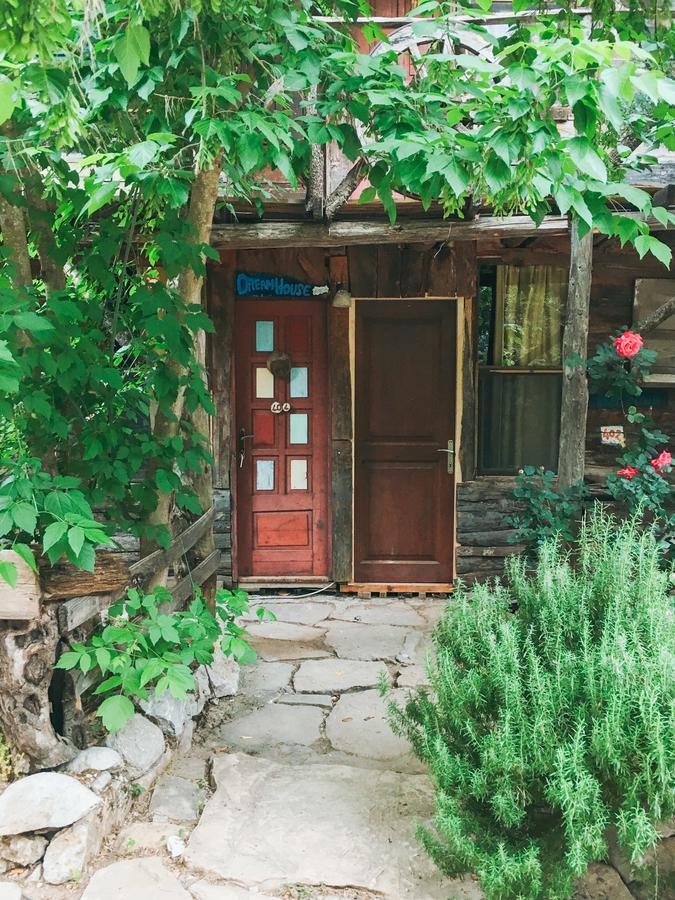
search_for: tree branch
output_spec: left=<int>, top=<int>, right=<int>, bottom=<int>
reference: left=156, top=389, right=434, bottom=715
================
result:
left=638, top=295, right=675, bottom=334
left=325, top=158, right=365, bottom=222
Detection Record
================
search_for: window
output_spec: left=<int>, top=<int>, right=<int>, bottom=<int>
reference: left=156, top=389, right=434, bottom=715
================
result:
left=478, top=265, right=567, bottom=474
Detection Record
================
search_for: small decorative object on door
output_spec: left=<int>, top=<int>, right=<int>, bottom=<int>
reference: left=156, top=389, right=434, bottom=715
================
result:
left=601, top=425, right=625, bottom=446
left=236, top=271, right=329, bottom=298
left=266, top=350, right=292, bottom=379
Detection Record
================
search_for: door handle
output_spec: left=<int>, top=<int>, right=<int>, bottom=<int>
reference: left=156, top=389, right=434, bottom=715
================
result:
left=436, top=441, right=455, bottom=474
left=238, top=428, right=254, bottom=468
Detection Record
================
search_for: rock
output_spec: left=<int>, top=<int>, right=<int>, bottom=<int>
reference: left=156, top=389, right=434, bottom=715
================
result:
left=196, top=652, right=240, bottom=700
left=277, top=693, right=333, bottom=707
left=574, top=863, right=633, bottom=900
left=0, top=835, right=47, bottom=866
left=140, top=692, right=200, bottom=738
left=106, top=714, right=165, bottom=778
left=330, top=601, right=425, bottom=627
left=216, top=704, right=324, bottom=752
left=325, top=689, right=413, bottom=763
left=607, top=825, right=675, bottom=900
left=246, top=622, right=326, bottom=643
left=166, top=835, right=186, bottom=859
left=80, top=857, right=192, bottom=899
left=42, top=809, right=101, bottom=885
left=190, top=882, right=275, bottom=899
left=294, top=658, right=390, bottom=693
left=0, top=883, right=22, bottom=900
left=116, top=822, right=183, bottom=856
left=65, top=747, right=123, bottom=774
left=0, top=773, right=101, bottom=837
left=397, top=665, right=431, bottom=688
left=251, top=639, right=331, bottom=662
left=167, top=755, right=207, bottom=782
left=240, top=662, right=294, bottom=697
left=324, top=622, right=408, bottom=662
left=150, top=775, right=205, bottom=824
left=245, top=601, right=335, bottom=626
left=91, top=771, right=113, bottom=794
left=185, top=753, right=476, bottom=899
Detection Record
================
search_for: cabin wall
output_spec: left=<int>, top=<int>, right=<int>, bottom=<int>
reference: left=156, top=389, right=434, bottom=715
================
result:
left=208, top=234, right=674, bottom=586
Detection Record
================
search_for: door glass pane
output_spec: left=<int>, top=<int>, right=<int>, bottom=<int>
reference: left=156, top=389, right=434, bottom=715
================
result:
left=290, top=458, right=308, bottom=490
left=256, top=459, right=275, bottom=491
left=255, top=321, right=274, bottom=352
left=289, top=413, right=308, bottom=445
left=255, top=367, right=274, bottom=399
left=290, top=367, right=308, bottom=398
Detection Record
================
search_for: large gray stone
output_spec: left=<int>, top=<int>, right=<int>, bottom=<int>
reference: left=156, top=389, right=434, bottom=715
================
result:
left=0, top=883, right=21, bottom=900
left=195, top=652, right=240, bottom=700
left=251, top=639, right=331, bottom=662
left=116, top=822, right=183, bottom=856
left=294, top=658, right=390, bottom=694
left=574, top=863, right=633, bottom=900
left=277, top=693, right=333, bottom=707
left=0, top=773, right=100, bottom=837
left=216, top=704, right=324, bottom=751
left=325, top=689, right=411, bottom=761
left=397, top=665, right=431, bottom=689
left=66, top=747, right=123, bottom=774
left=324, top=621, right=408, bottom=661
left=106, top=714, right=165, bottom=778
left=80, top=857, right=191, bottom=899
left=0, top=835, right=47, bottom=866
left=240, top=662, right=294, bottom=697
left=150, top=775, right=205, bottom=824
left=329, top=601, right=425, bottom=627
left=246, top=601, right=335, bottom=626
left=190, top=882, right=275, bottom=899
left=140, top=692, right=200, bottom=738
left=185, top=754, right=476, bottom=899
left=246, top=622, right=326, bottom=643
left=42, top=810, right=101, bottom=885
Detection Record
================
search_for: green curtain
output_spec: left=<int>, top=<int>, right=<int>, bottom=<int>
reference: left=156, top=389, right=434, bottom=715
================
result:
left=493, top=265, right=567, bottom=367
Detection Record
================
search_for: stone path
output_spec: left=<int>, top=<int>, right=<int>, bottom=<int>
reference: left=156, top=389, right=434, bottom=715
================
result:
left=12, top=592, right=484, bottom=900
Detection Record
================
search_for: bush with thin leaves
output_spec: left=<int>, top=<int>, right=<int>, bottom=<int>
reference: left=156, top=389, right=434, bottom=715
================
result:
left=387, top=509, right=674, bottom=900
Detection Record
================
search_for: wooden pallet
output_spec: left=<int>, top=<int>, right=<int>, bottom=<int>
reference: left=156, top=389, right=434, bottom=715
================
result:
left=340, top=582, right=454, bottom=599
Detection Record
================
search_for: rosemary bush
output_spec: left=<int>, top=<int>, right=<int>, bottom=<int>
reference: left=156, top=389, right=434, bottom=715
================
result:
left=388, top=510, right=674, bottom=900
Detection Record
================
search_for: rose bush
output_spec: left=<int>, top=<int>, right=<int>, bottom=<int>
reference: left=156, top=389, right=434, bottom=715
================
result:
left=613, top=330, right=644, bottom=358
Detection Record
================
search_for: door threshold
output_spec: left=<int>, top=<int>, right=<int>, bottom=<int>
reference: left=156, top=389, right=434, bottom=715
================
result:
left=238, top=576, right=334, bottom=590
left=341, top=582, right=454, bottom=594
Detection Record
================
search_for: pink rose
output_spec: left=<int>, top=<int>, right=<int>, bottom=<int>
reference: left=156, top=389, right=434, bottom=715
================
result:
left=617, top=466, right=640, bottom=480
left=649, top=450, right=672, bottom=473
left=613, top=331, right=644, bottom=359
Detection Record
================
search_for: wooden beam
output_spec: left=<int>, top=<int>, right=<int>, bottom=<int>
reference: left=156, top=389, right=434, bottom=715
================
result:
left=638, top=295, right=675, bottom=334
left=211, top=215, right=571, bottom=250
left=170, top=550, right=221, bottom=606
left=558, top=221, right=593, bottom=488
left=129, top=506, right=216, bottom=579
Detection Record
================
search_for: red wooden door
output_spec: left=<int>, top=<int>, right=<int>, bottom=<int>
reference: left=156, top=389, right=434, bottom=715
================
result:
left=235, top=299, right=330, bottom=578
left=354, top=300, right=456, bottom=584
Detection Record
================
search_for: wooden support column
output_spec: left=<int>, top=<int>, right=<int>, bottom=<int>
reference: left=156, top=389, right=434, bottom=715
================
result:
left=207, top=255, right=236, bottom=490
left=460, top=294, right=478, bottom=481
left=558, top=221, right=593, bottom=488
left=329, top=254, right=353, bottom=583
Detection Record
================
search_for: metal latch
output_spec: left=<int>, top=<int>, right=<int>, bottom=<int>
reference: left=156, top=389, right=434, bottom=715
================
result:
left=437, top=440, right=455, bottom=474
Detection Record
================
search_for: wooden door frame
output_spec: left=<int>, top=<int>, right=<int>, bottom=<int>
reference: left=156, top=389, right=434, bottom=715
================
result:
left=336, top=295, right=465, bottom=590
left=230, top=295, right=333, bottom=585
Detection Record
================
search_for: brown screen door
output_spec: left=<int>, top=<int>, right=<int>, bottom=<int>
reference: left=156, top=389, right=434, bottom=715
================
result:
left=235, top=299, right=329, bottom=578
left=354, top=300, right=456, bottom=584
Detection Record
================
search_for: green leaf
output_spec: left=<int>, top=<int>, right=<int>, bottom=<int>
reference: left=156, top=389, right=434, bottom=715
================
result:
left=126, top=140, right=159, bottom=169
left=567, top=137, right=608, bottom=183
left=0, top=78, right=17, bottom=125
left=68, top=525, right=85, bottom=556
left=73, top=542, right=96, bottom=573
left=94, top=675, right=123, bottom=694
left=0, top=561, right=17, bottom=588
left=11, top=501, right=37, bottom=535
left=12, top=542, right=37, bottom=573
left=43, top=520, right=68, bottom=553
left=13, top=312, right=55, bottom=336
left=96, top=695, right=135, bottom=733
left=634, top=235, right=672, bottom=268
left=54, top=651, right=81, bottom=670
left=115, top=23, right=151, bottom=87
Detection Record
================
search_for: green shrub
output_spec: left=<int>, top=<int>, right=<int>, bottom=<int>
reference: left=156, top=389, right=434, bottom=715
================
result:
left=387, top=509, right=674, bottom=900
left=507, top=466, right=588, bottom=550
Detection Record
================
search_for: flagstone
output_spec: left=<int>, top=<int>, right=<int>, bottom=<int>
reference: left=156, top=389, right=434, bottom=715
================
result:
left=323, top=621, right=408, bottom=661
left=325, top=689, right=410, bottom=761
left=293, top=658, right=391, bottom=693
left=215, top=703, right=324, bottom=751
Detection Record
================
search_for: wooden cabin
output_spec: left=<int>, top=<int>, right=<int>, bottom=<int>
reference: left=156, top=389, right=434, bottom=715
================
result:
left=202, top=3, right=675, bottom=592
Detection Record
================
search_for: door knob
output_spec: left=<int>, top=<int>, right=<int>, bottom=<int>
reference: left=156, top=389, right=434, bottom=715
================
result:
left=436, top=441, right=455, bottom=474
left=238, top=428, right=254, bottom=468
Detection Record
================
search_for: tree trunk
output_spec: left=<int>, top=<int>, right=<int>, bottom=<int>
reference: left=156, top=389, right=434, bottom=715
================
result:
left=0, top=610, right=76, bottom=772
left=141, top=159, right=222, bottom=582
left=558, top=220, right=593, bottom=489
left=0, top=194, right=32, bottom=288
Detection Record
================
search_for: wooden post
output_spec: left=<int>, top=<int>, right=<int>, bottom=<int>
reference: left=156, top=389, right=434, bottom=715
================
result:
left=558, top=220, right=593, bottom=488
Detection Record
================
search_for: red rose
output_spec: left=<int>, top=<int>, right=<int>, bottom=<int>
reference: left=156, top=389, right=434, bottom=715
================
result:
left=617, top=466, right=640, bottom=480
left=649, top=450, right=672, bottom=473
left=613, top=331, right=644, bottom=359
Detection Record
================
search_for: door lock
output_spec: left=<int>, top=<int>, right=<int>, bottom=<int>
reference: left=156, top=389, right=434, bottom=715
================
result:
left=238, top=428, right=254, bottom=468
left=437, top=440, right=455, bottom=474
